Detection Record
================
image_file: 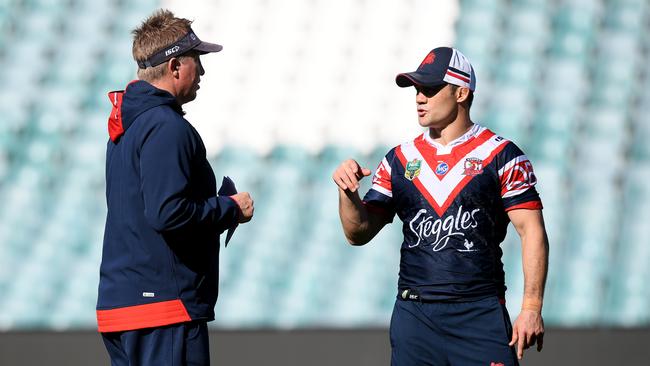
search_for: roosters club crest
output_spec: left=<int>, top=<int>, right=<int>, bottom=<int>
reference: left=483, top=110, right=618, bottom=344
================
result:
left=463, top=157, right=483, bottom=176
left=404, top=159, right=422, bottom=181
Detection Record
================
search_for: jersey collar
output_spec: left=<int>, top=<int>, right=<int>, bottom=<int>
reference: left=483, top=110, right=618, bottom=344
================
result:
left=422, top=123, right=483, bottom=154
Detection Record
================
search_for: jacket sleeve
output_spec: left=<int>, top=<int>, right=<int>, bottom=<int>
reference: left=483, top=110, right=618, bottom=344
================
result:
left=139, top=116, right=240, bottom=233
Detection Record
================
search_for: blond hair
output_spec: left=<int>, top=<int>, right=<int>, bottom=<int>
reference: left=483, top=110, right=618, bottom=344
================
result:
left=132, top=9, right=193, bottom=82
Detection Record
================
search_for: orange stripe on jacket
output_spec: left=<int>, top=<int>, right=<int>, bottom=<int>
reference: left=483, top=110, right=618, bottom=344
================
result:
left=97, top=299, right=191, bottom=333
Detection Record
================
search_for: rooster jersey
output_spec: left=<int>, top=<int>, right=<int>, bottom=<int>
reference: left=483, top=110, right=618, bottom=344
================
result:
left=363, top=124, right=542, bottom=301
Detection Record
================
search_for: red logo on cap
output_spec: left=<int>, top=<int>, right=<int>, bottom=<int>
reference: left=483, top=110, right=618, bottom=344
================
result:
left=420, top=52, right=436, bottom=67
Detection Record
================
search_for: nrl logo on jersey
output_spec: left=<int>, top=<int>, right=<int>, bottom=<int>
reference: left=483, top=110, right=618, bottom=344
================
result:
left=404, top=158, right=422, bottom=181
left=462, top=157, right=483, bottom=176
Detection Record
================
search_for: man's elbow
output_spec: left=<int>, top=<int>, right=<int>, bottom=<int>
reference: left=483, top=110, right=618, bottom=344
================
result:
left=344, top=233, right=370, bottom=246
left=145, top=213, right=176, bottom=232
left=342, top=218, right=384, bottom=246
left=145, top=206, right=190, bottom=232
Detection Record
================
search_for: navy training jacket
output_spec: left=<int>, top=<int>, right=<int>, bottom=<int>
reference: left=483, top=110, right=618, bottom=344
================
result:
left=96, top=80, right=239, bottom=332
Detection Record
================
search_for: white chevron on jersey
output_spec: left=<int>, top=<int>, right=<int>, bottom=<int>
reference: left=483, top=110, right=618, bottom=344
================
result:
left=399, top=134, right=508, bottom=213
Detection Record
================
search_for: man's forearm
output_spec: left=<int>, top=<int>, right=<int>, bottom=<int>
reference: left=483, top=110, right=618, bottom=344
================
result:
left=508, top=209, right=548, bottom=358
left=338, top=188, right=372, bottom=245
left=521, top=226, right=549, bottom=311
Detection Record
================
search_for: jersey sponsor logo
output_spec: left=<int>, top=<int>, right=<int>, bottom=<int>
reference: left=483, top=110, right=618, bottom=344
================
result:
left=404, top=158, right=422, bottom=181
left=435, top=161, right=449, bottom=175
left=408, top=205, right=480, bottom=251
left=462, top=157, right=483, bottom=176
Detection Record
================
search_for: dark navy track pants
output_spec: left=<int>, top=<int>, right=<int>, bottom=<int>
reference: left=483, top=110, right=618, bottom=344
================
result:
left=101, top=321, right=210, bottom=366
left=390, top=296, right=519, bottom=366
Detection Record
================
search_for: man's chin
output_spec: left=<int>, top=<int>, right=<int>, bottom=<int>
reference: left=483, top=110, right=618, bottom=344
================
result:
left=178, top=94, right=197, bottom=106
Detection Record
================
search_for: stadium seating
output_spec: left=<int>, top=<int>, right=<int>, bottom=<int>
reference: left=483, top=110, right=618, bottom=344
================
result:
left=0, top=0, right=648, bottom=330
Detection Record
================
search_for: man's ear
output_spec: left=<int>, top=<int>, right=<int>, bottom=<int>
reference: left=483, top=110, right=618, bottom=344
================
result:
left=168, top=58, right=181, bottom=78
left=456, top=87, right=470, bottom=103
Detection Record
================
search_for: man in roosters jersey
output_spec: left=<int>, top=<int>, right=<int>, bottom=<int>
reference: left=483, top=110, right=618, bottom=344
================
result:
left=333, top=47, right=548, bottom=366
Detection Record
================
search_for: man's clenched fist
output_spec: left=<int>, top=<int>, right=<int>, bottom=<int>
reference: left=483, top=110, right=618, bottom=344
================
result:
left=230, top=192, right=254, bottom=223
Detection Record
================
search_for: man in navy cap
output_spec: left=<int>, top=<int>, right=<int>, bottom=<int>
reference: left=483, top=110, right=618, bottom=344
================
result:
left=333, top=47, right=548, bottom=365
left=97, top=9, right=254, bottom=366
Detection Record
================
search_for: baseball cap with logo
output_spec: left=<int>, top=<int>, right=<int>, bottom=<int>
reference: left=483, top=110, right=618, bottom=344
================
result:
left=137, top=28, right=223, bottom=69
left=396, top=47, right=476, bottom=92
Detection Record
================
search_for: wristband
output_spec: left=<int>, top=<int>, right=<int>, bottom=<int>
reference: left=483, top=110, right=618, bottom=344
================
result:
left=522, top=297, right=543, bottom=312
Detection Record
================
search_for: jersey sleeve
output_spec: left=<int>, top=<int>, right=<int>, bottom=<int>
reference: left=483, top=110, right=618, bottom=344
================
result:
left=362, top=150, right=397, bottom=220
left=497, top=142, right=543, bottom=211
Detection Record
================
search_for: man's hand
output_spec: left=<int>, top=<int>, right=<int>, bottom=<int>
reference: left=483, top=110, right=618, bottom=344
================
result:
left=509, top=309, right=544, bottom=360
left=230, top=192, right=254, bottom=223
left=332, top=159, right=371, bottom=192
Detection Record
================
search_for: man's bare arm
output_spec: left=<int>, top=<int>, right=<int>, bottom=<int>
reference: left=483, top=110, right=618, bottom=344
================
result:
left=333, top=159, right=391, bottom=245
left=507, top=208, right=549, bottom=360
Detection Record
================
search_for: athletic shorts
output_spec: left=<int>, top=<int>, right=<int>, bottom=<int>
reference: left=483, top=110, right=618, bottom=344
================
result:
left=101, top=321, right=210, bottom=366
left=390, top=296, right=518, bottom=366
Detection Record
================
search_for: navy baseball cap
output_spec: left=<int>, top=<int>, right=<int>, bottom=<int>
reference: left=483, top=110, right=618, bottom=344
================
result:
left=396, top=47, right=476, bottom=91
left=137, top=28, right=222, bottom=69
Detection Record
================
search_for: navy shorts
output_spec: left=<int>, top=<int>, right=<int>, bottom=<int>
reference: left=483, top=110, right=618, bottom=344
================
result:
left=101, top=321, right=210, bottom=366
left=390, top=296, right=518, bottom=366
